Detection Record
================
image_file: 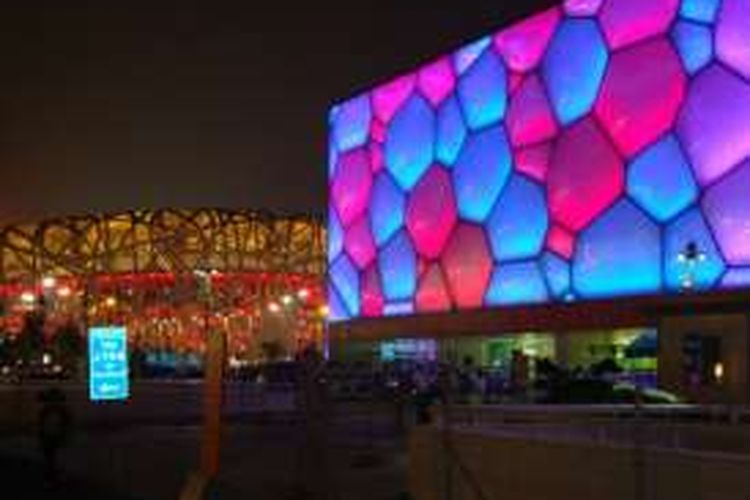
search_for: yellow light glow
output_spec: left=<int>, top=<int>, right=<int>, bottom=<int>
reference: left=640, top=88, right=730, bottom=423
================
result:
left=714, top=362, right=725, bottom=382
left=41, top=276, right=57, bottom=289
left=56, top=286, right=72, bottom=298
left=268, top=302, right=281, bottom=314
left=318, top=305, right=330, bottom=318
left=105, top=296, right=117, bottom=308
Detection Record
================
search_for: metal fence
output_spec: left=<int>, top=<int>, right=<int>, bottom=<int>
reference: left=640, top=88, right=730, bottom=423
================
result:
left=413, top=404, right=750, bottom=500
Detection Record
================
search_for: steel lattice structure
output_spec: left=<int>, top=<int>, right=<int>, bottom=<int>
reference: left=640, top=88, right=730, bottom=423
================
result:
left=0, top=208, right=325, bottom=283
left=0, top=208, right=327, bottom=356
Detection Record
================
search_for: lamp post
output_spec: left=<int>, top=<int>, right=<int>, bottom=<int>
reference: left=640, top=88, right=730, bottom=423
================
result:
left=266, top=287, right=324, bottom=357
left=194, top=269, right=225, bottom=480
left=267, top=293, right=301, bottom=357
left=677, top=241, right=707, bottom=292
left=318, top=304, right=330, bottom=360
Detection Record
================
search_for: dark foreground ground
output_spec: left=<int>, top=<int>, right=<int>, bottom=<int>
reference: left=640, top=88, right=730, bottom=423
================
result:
left=0, top=403, right=408, bottom=500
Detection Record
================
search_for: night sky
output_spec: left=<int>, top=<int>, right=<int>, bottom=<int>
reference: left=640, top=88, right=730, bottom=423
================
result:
left=0, top=0, right=554, bottom=223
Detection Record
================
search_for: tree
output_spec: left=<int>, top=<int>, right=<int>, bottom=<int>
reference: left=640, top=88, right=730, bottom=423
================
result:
left=18, top=311, right=45, bottom=365
left=0, top=333, right=10, bottom=365
left=51, top=322, right=84, bottom=375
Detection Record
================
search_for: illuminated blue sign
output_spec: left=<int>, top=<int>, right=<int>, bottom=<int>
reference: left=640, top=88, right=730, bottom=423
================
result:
left=89, top=327, right=129, bottom=401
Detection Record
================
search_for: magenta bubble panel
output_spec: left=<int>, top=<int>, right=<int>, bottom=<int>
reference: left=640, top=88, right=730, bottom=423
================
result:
left=327, top=0, right=750, bottom=322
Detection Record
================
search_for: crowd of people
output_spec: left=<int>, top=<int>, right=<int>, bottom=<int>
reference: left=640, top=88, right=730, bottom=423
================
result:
left=316, top=352, right=669, bottom=408
left=321, top=353, right=536, bottom=407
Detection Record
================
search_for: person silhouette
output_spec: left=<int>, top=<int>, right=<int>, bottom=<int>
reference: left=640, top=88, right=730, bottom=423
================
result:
left=37, top=388, right=72, bottom=484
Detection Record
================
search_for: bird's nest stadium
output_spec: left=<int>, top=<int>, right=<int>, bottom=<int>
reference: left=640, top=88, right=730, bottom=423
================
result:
left=0, top=208, right=326, bottom=363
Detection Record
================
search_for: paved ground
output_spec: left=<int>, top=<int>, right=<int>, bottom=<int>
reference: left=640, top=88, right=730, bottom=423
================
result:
left=0, top=454, right=140, bottom=500
left=0, top=403, right=409, bottom=500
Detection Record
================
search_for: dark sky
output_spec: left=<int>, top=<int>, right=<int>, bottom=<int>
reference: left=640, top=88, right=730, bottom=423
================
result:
left=0, top=0, right=554, bottom=223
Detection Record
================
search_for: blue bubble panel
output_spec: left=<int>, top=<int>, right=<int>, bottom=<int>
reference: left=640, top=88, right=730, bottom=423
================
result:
left=436, top=97, right=468, bottom=166
left=672, top=21, right=714, bottom=75
left=627, top=135, right=698, bottom=222
left=453, top=126, right=513, bottom=223
left=369, top=173, right=406, bottom=246
left=327, top=283, right=350, bottom=322
left=457, top=49, right=508, bottom=130
left=383, top=301, right=415, bottom=317
left=384, top=95, right=436, bottom=190
left=331, top=94, right=372, bottom=153
left=329, top=254, right=361, bottom=317
left=485, top=262, right=549, bottom=306
left=541, top=252, right=571, bottom=298
left=542, top=19, right=609, bottom=125
left=487, top=175, right=549, bottom=261
left=328, top=204, right=344, bottom=264
left=379, top=231, right=418, bottom=301
left=722, top=268, right=750, bottom=289
left=453, top=36, right=492, bottom=75
left=680, top=0, right=721, bottom=23
left=574, top=200, right=662, bottom=298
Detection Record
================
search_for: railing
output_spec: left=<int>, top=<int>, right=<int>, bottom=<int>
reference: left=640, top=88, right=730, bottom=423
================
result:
left=432, top=404, right=750, bottom=455
left=0, top=380, right=297, bottom=433
left=413, top=404, right=750, bottom=500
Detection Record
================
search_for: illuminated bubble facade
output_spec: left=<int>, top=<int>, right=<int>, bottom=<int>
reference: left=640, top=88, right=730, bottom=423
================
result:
left=328, top=0, right=750, bottom=321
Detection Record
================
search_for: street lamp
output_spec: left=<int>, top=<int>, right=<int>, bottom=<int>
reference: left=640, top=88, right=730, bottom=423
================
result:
left=677, top=241, right=707, bottom=291
left=267, top=293, right=321, bottom=354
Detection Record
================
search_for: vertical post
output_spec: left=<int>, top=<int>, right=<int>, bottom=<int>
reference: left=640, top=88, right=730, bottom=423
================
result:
left=197, top=270, right=225, bottom=479
left=632, top=385, right=646, bottom=500
left=79, top=277, right=89, bottom=384
left=201, top=327, right=225, bottom=478
left=441, top=374, right=453, bottom=500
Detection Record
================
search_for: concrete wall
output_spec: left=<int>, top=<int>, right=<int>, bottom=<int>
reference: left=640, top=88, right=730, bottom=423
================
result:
left=410, top=426, right=750, bottom=500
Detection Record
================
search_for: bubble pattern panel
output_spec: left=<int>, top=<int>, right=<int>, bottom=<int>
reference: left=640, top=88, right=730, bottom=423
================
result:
left=328, top=0, right=750, bottom=321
